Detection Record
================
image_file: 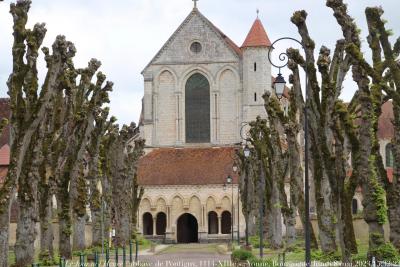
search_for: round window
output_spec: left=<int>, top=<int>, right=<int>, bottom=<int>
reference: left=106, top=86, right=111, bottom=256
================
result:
left=190, top=42, right=202, bottom=54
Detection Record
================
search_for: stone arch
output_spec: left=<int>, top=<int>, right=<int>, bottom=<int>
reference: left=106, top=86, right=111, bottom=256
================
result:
left=221, top=210, right=232, bottom=234
left=155, top=67, right=178, bottom=92
left=221, top=195, right=231, bottom=212
left=141, top=197, right=152, bottom=212
left=142, top=212, right=153, bottom=235
left=156, top=197, right=167, bottom=213
left=180, top=66, right=215, bottom=89
left=156, top=69, right=176, bottom=145
left=206, top=196, right=217, bottom=212
left=216, top=65, right=240, bottom=83
left=171, top=195, right=184, bottom=225
left=189, top=195, right=202, bottom=222
left=218, top=68, right=239, bottom=143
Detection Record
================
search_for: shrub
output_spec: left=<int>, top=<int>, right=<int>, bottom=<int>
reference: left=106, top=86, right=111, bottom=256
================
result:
left=311, top=250, right=341, bottom=262
left=232, top=249, right=255, bottom=261
left=249, top=236, right=268, bottom=249
left=369, top=243, right=400, bottom=262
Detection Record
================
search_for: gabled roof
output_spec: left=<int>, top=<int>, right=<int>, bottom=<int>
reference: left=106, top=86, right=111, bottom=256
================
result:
left=137, top=147, right=239, bottom=186
left=242, top=18, right=271, bottom=48
left=142, top=8, right=241, bottom=73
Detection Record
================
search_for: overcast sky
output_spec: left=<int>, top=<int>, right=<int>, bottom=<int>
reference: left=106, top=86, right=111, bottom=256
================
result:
left=0, top=0, right=399, bottom=125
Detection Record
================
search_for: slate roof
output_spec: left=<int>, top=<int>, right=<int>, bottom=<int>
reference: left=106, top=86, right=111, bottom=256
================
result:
left=137, top=147, right=239, bottom=186
left=241, top=18, right=271, bottom=48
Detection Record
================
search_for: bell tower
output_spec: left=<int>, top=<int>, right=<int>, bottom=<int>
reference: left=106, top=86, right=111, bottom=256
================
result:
left=241, top=13, right=272, bottom=122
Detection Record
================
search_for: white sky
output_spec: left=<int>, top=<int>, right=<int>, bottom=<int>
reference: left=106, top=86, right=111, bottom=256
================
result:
left=0, top=0, right=399, bottom=125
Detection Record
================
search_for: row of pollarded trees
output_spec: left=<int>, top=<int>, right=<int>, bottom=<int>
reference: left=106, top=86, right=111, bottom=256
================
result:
left=0, top=1, right=144, bottom=267
left=239, top=0, right=400, bottom=263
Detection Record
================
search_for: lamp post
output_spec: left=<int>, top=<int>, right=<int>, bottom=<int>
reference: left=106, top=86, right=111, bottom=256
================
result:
left=243, top=145, right=250, bottom=247
left=267, top=37, right=310, bottom=267
left=231, top=162, right=240, bottom=244
left=226, top=175, right=234, bottom=246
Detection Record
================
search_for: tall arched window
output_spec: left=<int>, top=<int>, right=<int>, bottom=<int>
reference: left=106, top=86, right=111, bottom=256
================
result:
left=386, top=143, right=394, bottom=168
left=185, top=73, right=210, bottom=143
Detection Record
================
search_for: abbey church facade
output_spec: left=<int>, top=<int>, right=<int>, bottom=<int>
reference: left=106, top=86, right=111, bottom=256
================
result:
left=136, top=5, right=273, bottom=243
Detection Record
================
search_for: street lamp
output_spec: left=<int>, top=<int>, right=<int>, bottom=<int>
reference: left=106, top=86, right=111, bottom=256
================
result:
left=226, top=175, right=234, bottom=245
left=274, top=72, right=286, bottom=99
left=268, top=37, right=310, bottom=267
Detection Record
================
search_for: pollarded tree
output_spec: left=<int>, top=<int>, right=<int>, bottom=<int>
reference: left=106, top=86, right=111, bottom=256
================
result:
left=88, top=109, right=116, bottom=247
left=53, top=59, right=113, bottom=257
left=263, top=91, right=318, bottom=249
left=286, top=4, right=367, bottom=259
left=326, top=0, right=398, bottom=259
left=1, top=1, right=76, bottom=265
left=362, top=7, right=400, bottom=252
left=109, top=123, right=144, bottom=247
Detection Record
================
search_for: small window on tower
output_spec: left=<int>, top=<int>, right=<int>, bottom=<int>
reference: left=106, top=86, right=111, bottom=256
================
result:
left=254, top=62, right=257, bottom=71
left=254, top=93, right=257, bottom=102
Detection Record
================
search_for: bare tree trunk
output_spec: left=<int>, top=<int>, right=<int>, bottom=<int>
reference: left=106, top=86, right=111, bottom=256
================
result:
left=57, top=185, right=72, bottom=259
left=39, top=195, right=54, bottom=263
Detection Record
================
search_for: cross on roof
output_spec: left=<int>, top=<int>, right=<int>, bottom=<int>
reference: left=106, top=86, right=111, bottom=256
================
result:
left=193, top=0, right=198, bottom=9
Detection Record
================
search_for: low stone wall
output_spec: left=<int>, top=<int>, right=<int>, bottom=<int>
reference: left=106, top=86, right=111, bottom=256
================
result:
left=8, top=222, right=93, bottom=249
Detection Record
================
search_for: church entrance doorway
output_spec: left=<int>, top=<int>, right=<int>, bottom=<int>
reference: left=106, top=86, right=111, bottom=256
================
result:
left=177, top=213, right=198, bottom=243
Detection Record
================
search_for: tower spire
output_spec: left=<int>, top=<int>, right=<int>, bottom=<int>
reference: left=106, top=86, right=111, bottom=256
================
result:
left=256, top=8, right=259, bottom=18
left=193, top=0, right=198, bottom=9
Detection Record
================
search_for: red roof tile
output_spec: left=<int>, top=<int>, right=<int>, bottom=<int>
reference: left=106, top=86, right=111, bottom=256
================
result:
left=242, top=18, right=271, bottom=48
left=138, top=147, right=239, bottom=186
left=0, top=98, right=10, bottom=147
left=378, top=101, right=394, bottom=140
left=0, top=145, right=10, bottom=166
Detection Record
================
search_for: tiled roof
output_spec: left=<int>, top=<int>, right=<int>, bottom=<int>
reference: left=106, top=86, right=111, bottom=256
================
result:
left=0, top=145, right=9, bottom=165
left=0, top=98, right=10, bottom=147
left=138, top=147, right=239, bottom=186
left=378, top=101, right=394, bottom=140
left=242, top=18, right=271, bottom=48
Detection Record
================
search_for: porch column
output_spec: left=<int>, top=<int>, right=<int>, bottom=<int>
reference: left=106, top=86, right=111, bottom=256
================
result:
left=218, top=216, right=222, bottom=235
left=153, top=215, right=157, bottom=236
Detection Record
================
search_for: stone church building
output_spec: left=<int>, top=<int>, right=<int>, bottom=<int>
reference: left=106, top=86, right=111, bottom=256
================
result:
left=136, top=3, right=272, bottom=243
left=135, top=3, right=396, bottom=244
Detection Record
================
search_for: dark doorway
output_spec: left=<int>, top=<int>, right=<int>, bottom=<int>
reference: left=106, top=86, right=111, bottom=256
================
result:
left=185, top=73, right=210, bottom=143
left=221, top=211, right=231, bottom=234
left=156, top=212, right=167, bottom=235
left=143, top=212, right=153, bottom=235
left=208, top=211, right=218, bottom=234
left=177, top=213, right=198, bottom=243
left=352, top=199, right=358, bottom=215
